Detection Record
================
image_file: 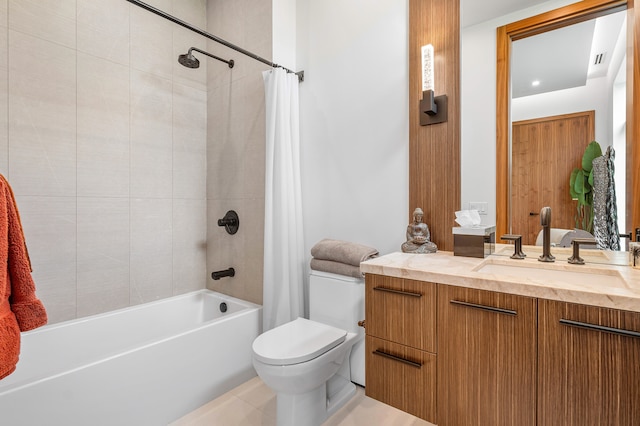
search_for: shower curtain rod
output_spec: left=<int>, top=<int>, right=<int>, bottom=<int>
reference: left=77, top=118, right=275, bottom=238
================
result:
left=126, top=0, right=304, bottom=82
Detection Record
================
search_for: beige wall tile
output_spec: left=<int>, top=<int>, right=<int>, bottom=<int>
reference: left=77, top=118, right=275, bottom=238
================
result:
left=77, top=0, right=130, bottom=66
left=131, top=6, right=173, bottom=80
left=0, top=29, right=7, bottom=176
left=240, top=198, right=264, bottom=304
left=17, top=195, right=77, bottom=323
left=8, top=0, right=76, bottom=49
left=8, top=31, right=76, bottom=196
left=0, top=0, right=7, bottom=28
left=77, top=197, right=130, bottom=317
left=207, top=199, right=264, bottom=304
left=207, top=80, right=246, bottom=200
left=142, top=0, right=172, bottom=12
left=3, top=0, right=223, bottom=323
left=173, top=82, right=206, bottom=199
left=173, top=0, right=206, bottom=29
left=206, top=0, right=270, bottom=305
left=77, top=53, right=130, bottom=197
left=242, top=74, right=266, bottom=199
left=173, top=26, right=208, bottom=91
left=130, top=198, right=173, bottom=304
left=173, top=198, right=207, bottom=294
left=243, top=0, right=271, bottom=58
left=206, top=0, right=244, bottom=46
left=130, top=70, right=173, bottom=198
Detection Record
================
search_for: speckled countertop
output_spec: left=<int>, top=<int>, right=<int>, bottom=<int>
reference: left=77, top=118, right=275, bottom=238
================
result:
left=360, top=245, right=640, bottom=313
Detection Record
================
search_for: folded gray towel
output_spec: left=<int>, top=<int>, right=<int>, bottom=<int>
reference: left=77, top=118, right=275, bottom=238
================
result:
left=310, top=239, right=378, bottom=267
left=310, top=258, right=362, bottom=279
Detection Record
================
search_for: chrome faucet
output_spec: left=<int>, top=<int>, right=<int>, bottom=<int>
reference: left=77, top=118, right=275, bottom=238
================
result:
left=538, top=206, right=555, bottom=262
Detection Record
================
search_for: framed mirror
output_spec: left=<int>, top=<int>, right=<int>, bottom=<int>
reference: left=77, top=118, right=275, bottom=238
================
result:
left=496, top=0, right=639, bottom=259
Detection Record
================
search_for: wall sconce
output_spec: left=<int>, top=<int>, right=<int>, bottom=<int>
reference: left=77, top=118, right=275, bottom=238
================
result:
left=420, top=44, right=447, bottom=126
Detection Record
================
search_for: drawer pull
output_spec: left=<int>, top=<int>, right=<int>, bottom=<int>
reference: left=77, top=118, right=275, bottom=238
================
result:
left=450, top=300, right=517, bottom=316
left=560, top=319, right=640, bottom=339
left=372, top=349, right=422, bottom=368
left=373, top=287, right=422, bottom=298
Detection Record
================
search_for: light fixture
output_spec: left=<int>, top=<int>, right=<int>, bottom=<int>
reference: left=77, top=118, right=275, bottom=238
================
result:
left=419, top=44, right=447, bottom=126
left=532, top=80, right=540, bottom=87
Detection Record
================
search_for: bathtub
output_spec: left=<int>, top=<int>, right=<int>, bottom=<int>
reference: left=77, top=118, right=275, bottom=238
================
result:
left=0, top=290, right=262, bottom=425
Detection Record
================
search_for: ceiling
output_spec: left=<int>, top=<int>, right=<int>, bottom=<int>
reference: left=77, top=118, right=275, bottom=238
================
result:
left=461, top=0, right=550, bottom=28
left=512, top=10, right=626, bottom=98
left=462, top=0, right=627, bottom=98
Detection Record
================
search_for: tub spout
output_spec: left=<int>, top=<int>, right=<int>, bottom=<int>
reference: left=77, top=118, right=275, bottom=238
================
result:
left=211, top=268, right=235, bottom=280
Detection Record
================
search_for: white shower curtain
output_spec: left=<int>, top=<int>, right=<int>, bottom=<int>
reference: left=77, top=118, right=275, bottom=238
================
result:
left=262, top=68, right=304, bottom=332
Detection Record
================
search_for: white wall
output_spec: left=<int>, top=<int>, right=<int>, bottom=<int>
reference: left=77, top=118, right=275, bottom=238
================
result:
left=273, top=0, right=297, bottom=71
left=296, top=0, right=409, bottom=258
left=461, top=0, right=577, bottom=226
left=511, top=76, right=610, bottom=144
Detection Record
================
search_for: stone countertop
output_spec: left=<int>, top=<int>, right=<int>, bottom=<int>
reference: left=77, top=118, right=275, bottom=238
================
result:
left=360, top=246, right=640, bottom=313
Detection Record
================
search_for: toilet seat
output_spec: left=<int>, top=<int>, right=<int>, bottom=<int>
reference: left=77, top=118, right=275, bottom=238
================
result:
left=252, top=317, right=346, bottom=366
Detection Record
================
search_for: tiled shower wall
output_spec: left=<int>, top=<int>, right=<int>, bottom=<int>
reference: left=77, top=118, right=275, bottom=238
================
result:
left=205, top=0, right=270, bottom=305
left=0, top=0, right=209, bottom=323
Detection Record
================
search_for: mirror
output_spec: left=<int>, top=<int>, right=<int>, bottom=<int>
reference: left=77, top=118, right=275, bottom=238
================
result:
left=495, top=0, right=639, bottom=264
left=510, top=11, right=626, bottom=245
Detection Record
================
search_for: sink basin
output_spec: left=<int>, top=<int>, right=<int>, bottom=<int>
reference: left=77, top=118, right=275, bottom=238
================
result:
left=474, top=259, right=627, bottom=288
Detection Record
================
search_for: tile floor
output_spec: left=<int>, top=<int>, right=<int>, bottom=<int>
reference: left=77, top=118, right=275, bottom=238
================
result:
left=170, top=376, right=434, bottom=426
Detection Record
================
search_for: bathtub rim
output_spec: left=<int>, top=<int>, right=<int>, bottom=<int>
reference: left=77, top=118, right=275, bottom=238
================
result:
left=0, top=289, right=262, bottom=395
left=23, top=289, right=261, bottom=336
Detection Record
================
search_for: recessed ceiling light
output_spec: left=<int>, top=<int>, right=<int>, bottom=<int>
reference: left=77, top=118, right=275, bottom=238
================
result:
left=532, top=80, right=540, bottom=87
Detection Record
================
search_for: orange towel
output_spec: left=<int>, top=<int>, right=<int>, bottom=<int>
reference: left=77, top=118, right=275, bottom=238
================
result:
left=0, top=175, right=47, bottom=380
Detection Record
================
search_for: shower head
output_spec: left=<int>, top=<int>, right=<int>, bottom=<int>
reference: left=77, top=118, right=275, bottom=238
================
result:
left=178, top=47, right=234, bottom=69
left=178, top=49, right=200, bottom=68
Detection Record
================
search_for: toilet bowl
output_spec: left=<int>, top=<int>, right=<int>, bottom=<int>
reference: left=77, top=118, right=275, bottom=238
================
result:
left=252, top=270, right=364, bottom=426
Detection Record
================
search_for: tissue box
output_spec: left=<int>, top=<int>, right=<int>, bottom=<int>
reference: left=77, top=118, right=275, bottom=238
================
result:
left=453, top=225, right=495, bottom=258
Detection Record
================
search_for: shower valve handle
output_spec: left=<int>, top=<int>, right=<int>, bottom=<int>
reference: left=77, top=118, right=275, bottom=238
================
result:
left=217, top=210, right=239, bottom=235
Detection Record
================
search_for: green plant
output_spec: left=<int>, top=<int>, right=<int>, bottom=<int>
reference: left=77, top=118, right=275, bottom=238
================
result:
left=569, top=141, right=602, bottom=233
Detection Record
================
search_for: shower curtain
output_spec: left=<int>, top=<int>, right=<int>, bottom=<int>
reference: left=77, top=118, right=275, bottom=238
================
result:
left=262, top=68, right=304, bottom=332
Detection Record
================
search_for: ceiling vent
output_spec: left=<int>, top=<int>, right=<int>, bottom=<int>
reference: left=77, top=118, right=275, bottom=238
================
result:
left=593, top=52, right=606, bottom=65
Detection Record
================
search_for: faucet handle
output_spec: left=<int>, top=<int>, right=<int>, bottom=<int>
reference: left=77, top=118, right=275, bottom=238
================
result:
left=540, top=206, right=551, bottom=227
left=501, top=234, right=526, bottom=259
left=568, top=238, right=597, bottom=265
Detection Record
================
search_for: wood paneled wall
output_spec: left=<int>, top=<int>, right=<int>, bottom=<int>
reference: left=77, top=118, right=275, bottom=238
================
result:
left=629, top=0, right=640, bottom=237
left=409, top=0, right=461, bottom=252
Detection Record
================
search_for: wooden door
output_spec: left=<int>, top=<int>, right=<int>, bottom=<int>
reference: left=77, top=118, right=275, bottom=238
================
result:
left=512, top=111, right=594, bottom=244
left=538, top=299, right=640, bottom=425
left=437, top=284, right=537, bottom=426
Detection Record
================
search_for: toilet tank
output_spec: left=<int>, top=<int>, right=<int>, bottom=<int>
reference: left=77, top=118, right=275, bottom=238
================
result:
left=309, top=269, right=365, bottom=387
left=309, top=270, right=364, bottom=333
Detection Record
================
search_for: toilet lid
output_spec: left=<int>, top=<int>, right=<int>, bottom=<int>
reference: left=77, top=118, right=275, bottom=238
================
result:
left=252, top=317, right=347, bottom=366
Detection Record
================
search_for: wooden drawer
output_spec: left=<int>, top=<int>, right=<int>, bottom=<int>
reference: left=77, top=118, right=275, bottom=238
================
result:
left=365, top=274, right=436, bottom=352
left=365, top=335, right=436, bottom=423
left=538, top=299, right=640, bottom=425
left=437, top=284, right=537, bottom=426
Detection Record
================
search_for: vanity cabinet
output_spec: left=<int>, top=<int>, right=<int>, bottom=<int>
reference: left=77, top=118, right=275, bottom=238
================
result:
left=437, top=284, right=537, bottom=426
left=538, top=299, right=640, bottom=425
left=364, top=274, right=437, bottom=422
left=364, top=270, right=640, bottom=426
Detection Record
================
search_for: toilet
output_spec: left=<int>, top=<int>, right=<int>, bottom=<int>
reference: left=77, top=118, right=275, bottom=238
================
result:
left=252, top=270, right=365, bottom=426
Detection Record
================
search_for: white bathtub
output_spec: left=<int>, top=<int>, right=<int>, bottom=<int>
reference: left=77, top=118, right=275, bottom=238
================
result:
left=0, top=290, right=262, bottom=425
